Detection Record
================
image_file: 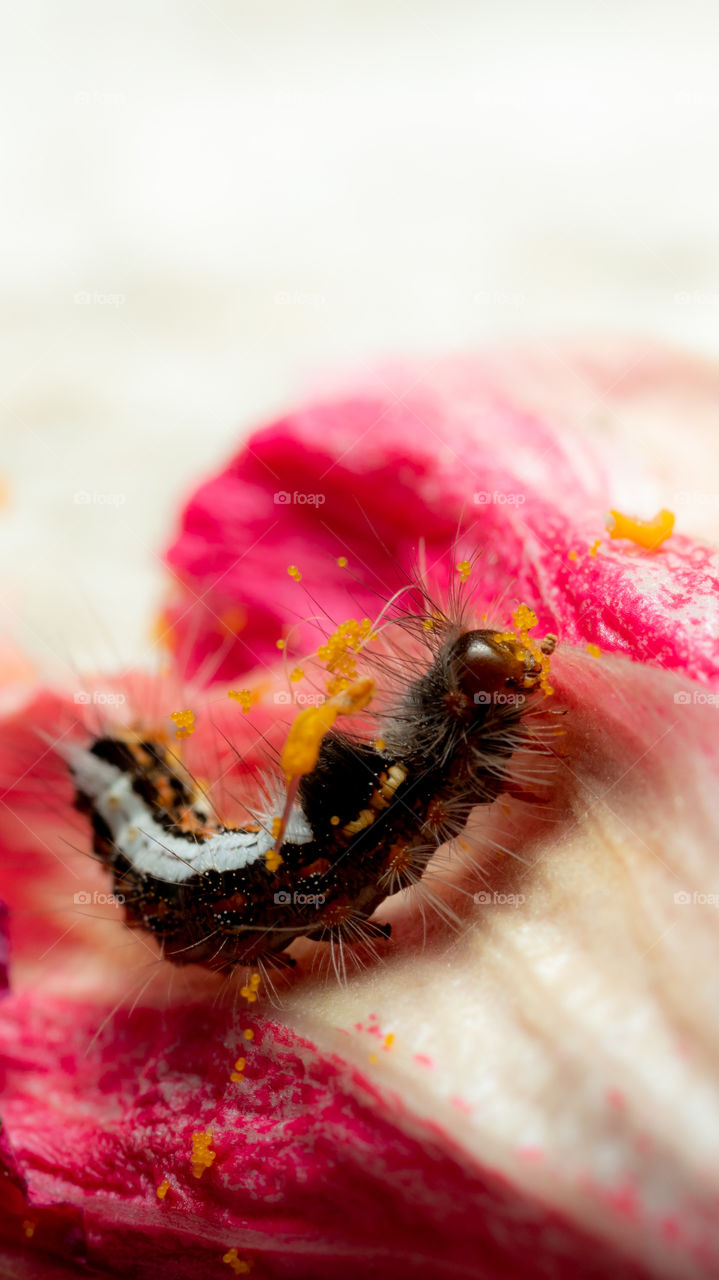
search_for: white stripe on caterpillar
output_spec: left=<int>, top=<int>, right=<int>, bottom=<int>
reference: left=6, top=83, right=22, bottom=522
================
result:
left=63, top=744, right=314, bottom=883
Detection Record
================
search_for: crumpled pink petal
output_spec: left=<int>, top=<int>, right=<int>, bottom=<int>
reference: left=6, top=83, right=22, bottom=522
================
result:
left=165, top=341, right=719, bottom=689
left=2, top=342, right=719, bottom=1280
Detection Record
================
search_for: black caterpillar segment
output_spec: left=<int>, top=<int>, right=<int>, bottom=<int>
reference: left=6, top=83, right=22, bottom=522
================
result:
left=68, top=624, right=556, bottom=972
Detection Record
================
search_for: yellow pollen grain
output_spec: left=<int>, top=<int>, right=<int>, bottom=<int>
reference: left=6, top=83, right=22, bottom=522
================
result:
left=568, top=550, right=578, bottom=561
left=289, top=667, right=304, bottom=683
left=156, top=1178, right=171, bottom=1200
left=508, top=604, right=554, bottom=697
left=456, top=559, right=471, bottom=581
left=276, top=638, right=286, bottom=650
left=586, top=643, right=602, bottom=658
left=280, top=677, right=374, bottom=779
left=423, top=617, right=434, bottom=630
left=170, top=708, right=195, bottom=739
left=240, top=973, right=261, bottom=1003
left=287, top=564, right=302, bottom=582
left=374, top=737, right=386, bottom=751
left=265, top=847, right=283, bottom=872
left=243, top=1028, right=255, bottom=1041
left=605, top=507, right=675, bottom=550
left=318, top=616, right=374, bottom=695
left=191, top=1130, right=216, bottom=1179
left=330, top=815, right=340, bottom=826
left=589, top=539, right=601, bottom=556
left=368, top=1053, right=379, bottom=1064
left=228, top=689, right=252, bottom=713
left=383, top=1033, right=395, bottom=1050
left=337, top=556, right=348, bottom=567
left=22, top=1220, right=35, bottom=1238
left=222, top=1248, right=253, bottom=1275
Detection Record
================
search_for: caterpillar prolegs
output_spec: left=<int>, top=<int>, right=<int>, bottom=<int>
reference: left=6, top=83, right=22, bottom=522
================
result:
left=65, top=597, right=558, bottom=975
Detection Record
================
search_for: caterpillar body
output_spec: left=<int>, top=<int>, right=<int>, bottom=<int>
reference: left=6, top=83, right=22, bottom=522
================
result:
left=64, top=597, right=558, bottom=975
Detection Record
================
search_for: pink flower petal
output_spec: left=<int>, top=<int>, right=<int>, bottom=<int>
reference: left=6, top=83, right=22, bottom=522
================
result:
left=166, top=345, right=719, bottom=687
left=2, top=343, right=719, bottom=1278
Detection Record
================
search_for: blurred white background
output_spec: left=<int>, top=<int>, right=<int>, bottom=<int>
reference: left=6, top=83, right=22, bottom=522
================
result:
left=1, top=0, right=718, bottom=670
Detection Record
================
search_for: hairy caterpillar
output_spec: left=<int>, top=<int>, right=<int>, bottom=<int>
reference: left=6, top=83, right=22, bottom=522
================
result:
left=59, top=575, right=559, bottom=978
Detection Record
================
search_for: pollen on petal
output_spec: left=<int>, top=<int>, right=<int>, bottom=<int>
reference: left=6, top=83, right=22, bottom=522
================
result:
left=190, top=1130, right=216, bottom=1179
left=605, top=507, right=675, bottom=550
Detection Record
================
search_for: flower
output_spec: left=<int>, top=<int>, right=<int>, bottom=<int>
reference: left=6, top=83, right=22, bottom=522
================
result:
left=2, top=342, right=719, bottom=1278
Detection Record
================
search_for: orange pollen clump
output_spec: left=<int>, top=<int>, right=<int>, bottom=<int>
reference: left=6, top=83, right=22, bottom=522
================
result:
left=228, top=689, right=253, bottom=714
left=586, top=643, right=602, bottom=658
left=456, top=559, right=471, bottom=581
left=265, top=846, right=283, bottom=873
left=240, top=972, right=261, bottom=1003
left=222, top=1248, right=253, bottom=1275
left=280, top=677, right=374, bottom=780
left=287, top=564, right=302, bottom=582
left=605, top=507, right=675, bottom=550
left=170, top=709, right=195, bottom=739
left=156, top=1178, right=171, bottom=1200
left=230, top=1055, right=246, bottom=1083
left=318, top=617, right=374, bottom=695
left=191, top=1130, right=216, bottom=1179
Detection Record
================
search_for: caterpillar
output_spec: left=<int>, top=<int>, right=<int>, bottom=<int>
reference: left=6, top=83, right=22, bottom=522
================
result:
left=59, top=576, right=559, bottom=979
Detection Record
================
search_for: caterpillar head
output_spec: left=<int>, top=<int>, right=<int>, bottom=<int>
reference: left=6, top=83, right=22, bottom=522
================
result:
left=448, top=628, right=553, bottom=712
